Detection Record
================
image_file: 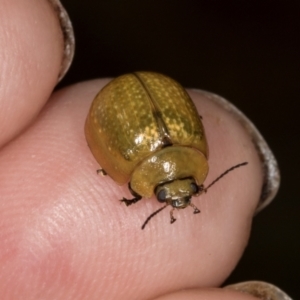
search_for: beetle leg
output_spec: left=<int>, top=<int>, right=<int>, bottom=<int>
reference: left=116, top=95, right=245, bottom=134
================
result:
left=121, top=195, right=142, bottom=206
left=121, top=184, right=142, bottom=206
left=197, top=184, right=205, bottom=194
left=170, top=208, right=176, bottom=224
left=189, top=203, right=200, bottom=214
left=96, top=169, right=107, bottom=176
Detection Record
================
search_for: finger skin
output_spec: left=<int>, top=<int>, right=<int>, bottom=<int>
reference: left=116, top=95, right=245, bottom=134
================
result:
left=0, top=0, right=64, bottom=146
left=0, top=80, right=263, bottom=299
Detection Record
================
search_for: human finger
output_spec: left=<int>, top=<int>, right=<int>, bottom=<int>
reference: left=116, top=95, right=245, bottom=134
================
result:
left=0, top=78, right=278, bottom=299
left=0, top=0, right=74, bottom=147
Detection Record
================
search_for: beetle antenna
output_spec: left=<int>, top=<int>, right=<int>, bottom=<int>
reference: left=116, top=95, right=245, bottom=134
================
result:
left=204, top=162, right=248, bottom=192
left=141, top=204, right=168, bottom=230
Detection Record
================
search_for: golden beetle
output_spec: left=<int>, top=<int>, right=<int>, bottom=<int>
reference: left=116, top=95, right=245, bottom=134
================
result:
left=85, top=72, right=247, bottom=229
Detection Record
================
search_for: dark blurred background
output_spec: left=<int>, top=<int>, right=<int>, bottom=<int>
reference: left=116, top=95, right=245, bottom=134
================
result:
left=59, top=1, right=299, bottom=298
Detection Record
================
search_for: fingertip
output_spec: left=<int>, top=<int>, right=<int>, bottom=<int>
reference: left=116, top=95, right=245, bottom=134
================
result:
left=189, top=89, right=267, bottom=217
left=189, top=89, right=280, bottom=214
left=0, top=0, right=73, bottom=146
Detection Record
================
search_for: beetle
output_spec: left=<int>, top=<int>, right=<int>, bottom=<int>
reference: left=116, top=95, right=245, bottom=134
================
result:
left=85, top=72, right=247, bottom=229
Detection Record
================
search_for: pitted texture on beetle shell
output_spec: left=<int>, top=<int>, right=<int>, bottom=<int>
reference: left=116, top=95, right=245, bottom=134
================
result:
left=93, top=75, right=163, bottom=157
left=85, top=72, right=208, bottom=186
left=137, top=72, right=207, bottom=150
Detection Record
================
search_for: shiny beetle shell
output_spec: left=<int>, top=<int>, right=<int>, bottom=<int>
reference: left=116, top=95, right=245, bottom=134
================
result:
left=85, top=72, right=209, bottom=197
left=85, top=72, right=249, bottom=229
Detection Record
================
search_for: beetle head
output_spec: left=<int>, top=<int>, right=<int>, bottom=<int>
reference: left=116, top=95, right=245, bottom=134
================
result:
left=141, top=178, right=201, bottom=229
left=142, top=162, right=249, bottom=229
left=155, top=178, right=200, bottom=208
